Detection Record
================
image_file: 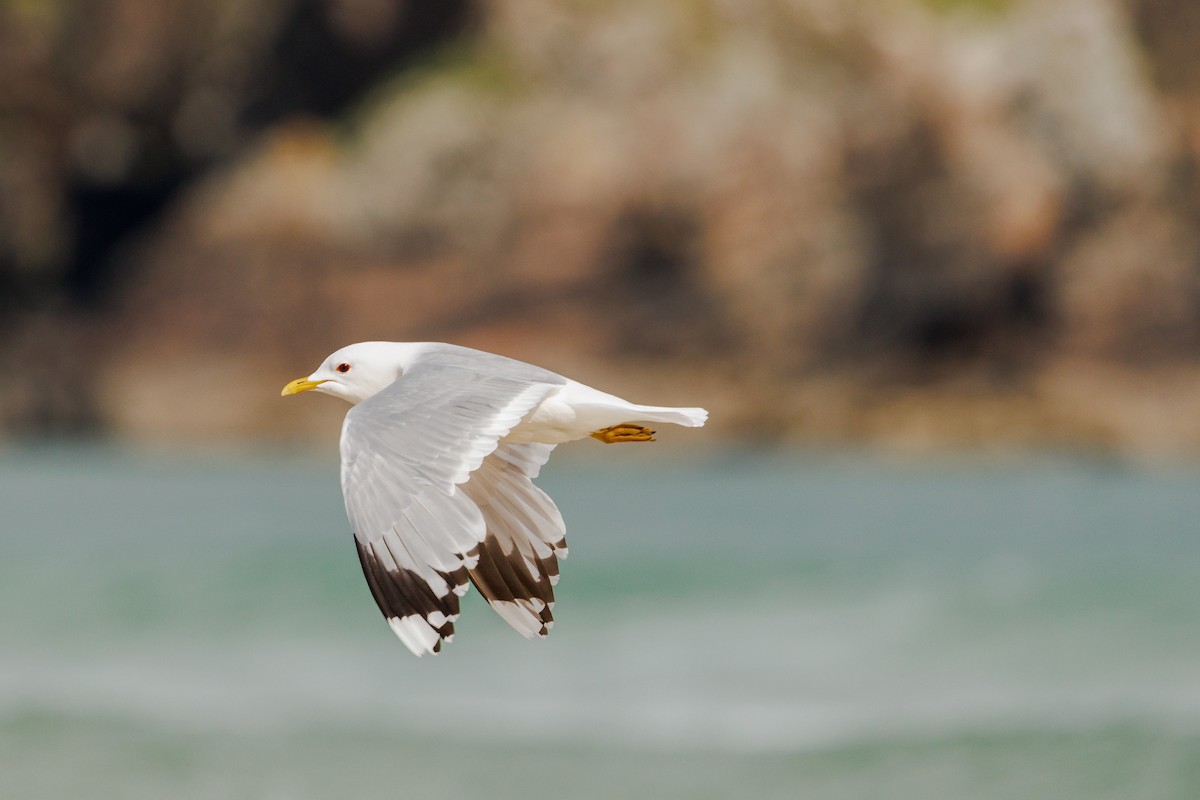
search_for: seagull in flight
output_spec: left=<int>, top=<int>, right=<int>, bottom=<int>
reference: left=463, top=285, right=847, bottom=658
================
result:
left=282, top=341, right=707, bottom=656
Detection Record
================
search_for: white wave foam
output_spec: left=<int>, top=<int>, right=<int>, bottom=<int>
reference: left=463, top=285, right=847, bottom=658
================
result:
left=4, top=588, right=1199, bottom=754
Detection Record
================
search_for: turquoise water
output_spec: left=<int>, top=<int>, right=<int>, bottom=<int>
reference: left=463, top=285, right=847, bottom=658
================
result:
left=1, top=447, right=1198, bottom=799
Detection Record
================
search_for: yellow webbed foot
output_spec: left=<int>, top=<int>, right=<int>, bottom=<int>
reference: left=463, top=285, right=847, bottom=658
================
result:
left=590, top=424, right=657, bottom=443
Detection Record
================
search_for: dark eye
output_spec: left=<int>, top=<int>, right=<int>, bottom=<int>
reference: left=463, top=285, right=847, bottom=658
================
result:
left=336, top=363, right=351, bottom=374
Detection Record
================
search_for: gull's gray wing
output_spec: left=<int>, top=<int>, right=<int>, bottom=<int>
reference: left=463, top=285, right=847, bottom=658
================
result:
left=461, top=442, right=568, bottom=639
left=340, top=349, right=566, bottom=656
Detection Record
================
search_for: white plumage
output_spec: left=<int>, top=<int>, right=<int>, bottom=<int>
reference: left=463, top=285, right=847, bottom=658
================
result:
left=282, top=341, right=707, bottom=656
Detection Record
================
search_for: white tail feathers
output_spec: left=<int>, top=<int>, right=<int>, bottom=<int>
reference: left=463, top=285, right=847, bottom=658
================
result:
left=634, top=406, right=708, bottom=428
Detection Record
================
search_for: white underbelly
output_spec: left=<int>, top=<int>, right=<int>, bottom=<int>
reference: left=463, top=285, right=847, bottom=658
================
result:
left=504, top=381, right=639, bottom=444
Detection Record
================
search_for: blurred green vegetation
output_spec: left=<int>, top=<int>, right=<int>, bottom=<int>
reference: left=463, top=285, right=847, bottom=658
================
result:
left=921, top=0, right=1012, bottom=16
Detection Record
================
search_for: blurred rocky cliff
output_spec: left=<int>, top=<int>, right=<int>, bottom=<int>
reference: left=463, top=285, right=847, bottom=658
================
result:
left=3, top=0, right=1200, bottom=455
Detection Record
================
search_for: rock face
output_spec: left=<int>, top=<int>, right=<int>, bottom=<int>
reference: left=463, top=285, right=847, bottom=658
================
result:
left=5, top=0, right=1200, bottom=456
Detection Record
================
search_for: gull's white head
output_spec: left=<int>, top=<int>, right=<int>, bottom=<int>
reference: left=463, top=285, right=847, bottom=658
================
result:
left=281, top=341, right=419, bottom=405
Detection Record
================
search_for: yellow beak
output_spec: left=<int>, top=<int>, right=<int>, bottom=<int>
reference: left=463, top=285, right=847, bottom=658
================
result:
left=281, top=377, right=327, bottom=397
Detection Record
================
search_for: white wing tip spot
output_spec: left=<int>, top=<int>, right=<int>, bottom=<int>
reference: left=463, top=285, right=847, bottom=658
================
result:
left=388, top=615, right=442, bottom=656
left=490, top=601, right=543, bottom=640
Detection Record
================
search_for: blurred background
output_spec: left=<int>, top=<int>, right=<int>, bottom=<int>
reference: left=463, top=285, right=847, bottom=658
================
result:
left=2, top=0, right=1199, bottom=798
